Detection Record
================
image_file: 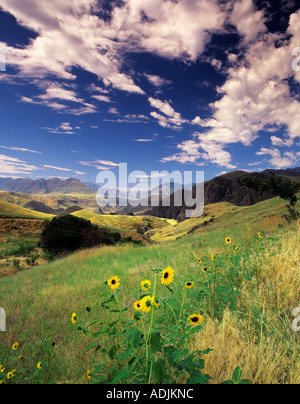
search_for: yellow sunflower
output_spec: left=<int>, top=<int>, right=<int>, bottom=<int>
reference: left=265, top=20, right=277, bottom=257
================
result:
left=236, top=247, right=240, bottom=252
left=134, top=300, right=143, bottom=311
left=211, top=255, right=215, bottom=261
left=87, top=370, right=92, bottom=380
left=225, top=237, right=232, bottom=244
left=161, top=266, right=174, bottom=286
left=7, top=372, right=14, bottom=380
left=0, top=365, right=5, bottom=373
left=258, top=232, right=262, bottom=238
left=141, top=279, right=151, bottom=291
left=140, top=296, right=154, bottom=313
left=203, top=267, right=208, bottom=273
left=71, top=313, right=77, bottom=324
left=12, top=343, right=19, bottom=351
left=197, top=258, right=202, bottom=264
left=107, top=276, right=120, bottom=290
left=185, top=282, right=195, bottom=289
left=187, top=314, right=204, bottom=326
left=37, top=362, right=42, bottom=370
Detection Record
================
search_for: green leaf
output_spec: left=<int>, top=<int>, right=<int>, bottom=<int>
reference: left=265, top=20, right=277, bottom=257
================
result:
left=93, top=331, right=105, bottom=339
left=93, top=364, right=104, bottom=374
left=221, top=380, right=235, bottom=385
left=108, top=344, right=120, bottom=360
left=238, top=379, right=250, bottom=385
left=202, top=349, right=214, bottom=355
left=190, top=325, right=203, bottom=334
left=150, top=331, right=163, bottom=352
left=101, top=297, right=115, bottom=307
left=110, top=370, right=130, bottom=384
left=165, top=285, right=174, bottom=293
left=83, top=341, right=98, bottom=353
left=129, top=327, right=143, bottom=349
left=153, top=358, right=167, bottom=384
left=187, top=370, right=210, bottom=384
left=232, top=366, right=243, bottom=384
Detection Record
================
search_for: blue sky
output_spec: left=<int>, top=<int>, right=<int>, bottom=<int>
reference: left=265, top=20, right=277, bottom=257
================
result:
left=0, top=0, right=299, bottom=184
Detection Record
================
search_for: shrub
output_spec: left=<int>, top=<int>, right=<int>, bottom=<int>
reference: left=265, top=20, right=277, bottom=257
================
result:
left=39, top=215, right=123, bottom=256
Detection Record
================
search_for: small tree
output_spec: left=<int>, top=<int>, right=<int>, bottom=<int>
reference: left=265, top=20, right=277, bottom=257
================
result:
left=242, top=174, right=300, bottom=222
left=39, top=215, right=122, bottom=256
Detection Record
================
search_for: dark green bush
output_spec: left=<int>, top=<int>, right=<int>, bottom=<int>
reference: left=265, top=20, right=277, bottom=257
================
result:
left=39, top=215, right=129, bottom=257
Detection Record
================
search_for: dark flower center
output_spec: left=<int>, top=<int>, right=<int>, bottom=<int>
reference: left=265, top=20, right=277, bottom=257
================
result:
left=164, top=272, right=169, bottom=279
left=192, top=317, right=198, bottom=323
left=112, top=280, right=116, bottom=284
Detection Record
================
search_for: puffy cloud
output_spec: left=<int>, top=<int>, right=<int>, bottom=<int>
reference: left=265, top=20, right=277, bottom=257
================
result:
left=230, top=0, right=267, bottom=44
left=149, top=97, right=187, bottom=129
left=144, top=74, right=172, bottom=87
left=0, top=0, right=226, bottom=111
left=271, top=136, right=294, bottom=147
left=110, top=0, right=226, bottom=61
left=0, top=154, right=39, bottom=174
left=42, top=122, right=79, bottom=134
left=162, top=6, right=300, bottom=169
left=256, top=148, right=299, bottom=169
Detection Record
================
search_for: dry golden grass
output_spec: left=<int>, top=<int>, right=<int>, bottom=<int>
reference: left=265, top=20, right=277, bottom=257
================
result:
left=192, top=222, right=300, bottom=384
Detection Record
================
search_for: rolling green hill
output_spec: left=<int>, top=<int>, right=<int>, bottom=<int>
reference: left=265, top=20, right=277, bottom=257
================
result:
left=0, top=196, right=299, bottom=384
left=0, top=200, right=54, bottom=220
left=72, top=210, right=171, bottom=232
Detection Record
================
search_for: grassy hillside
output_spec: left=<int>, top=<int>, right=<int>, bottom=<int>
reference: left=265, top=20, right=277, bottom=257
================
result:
left=0, top=198, right=299, bottom=384
left=0, top=192, right=102, bottom=215
left=72, top=210, right=171, bottom=232
left=0, top=200, right=54, bottom=220
left=150, top=195, right=300, bottom=242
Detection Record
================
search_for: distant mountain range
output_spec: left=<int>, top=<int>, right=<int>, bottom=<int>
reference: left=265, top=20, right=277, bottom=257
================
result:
left=0, top=177, right=94, bottom=195
left=0, top=168, right=299, bottom=219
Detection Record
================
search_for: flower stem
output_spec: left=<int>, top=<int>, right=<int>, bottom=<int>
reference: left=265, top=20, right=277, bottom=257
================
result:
left=178, top=287, right=187, bottom=324
left=145, top=272, right=158, bottom=383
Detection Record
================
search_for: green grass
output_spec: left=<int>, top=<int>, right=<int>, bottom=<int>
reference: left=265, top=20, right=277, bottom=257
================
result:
left=0, top=236, right=37, bottom=259
left=0, top=200, right=53, bottom=220
left=72, top=210, right=171, bottom=232
left=151, top=196, right=300, bottom=242
left=0, top=198, right=299, bottom=384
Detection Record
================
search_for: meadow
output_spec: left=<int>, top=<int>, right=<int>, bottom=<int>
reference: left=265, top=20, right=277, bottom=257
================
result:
left=0, top=197, right=299, bottom=384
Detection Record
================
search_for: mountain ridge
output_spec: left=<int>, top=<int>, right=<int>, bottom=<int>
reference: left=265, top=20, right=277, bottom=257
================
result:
left=0, top=177, right=94, bottom=195
left=0, top=167, right=299, bottom=219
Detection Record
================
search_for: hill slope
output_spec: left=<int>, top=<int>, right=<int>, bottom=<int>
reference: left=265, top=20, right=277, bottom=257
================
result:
left=144, top=169, right=300, bottom=221
left=0, top=199, right=299, bottom=384
left=0, top=200, right=54, bottom=220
